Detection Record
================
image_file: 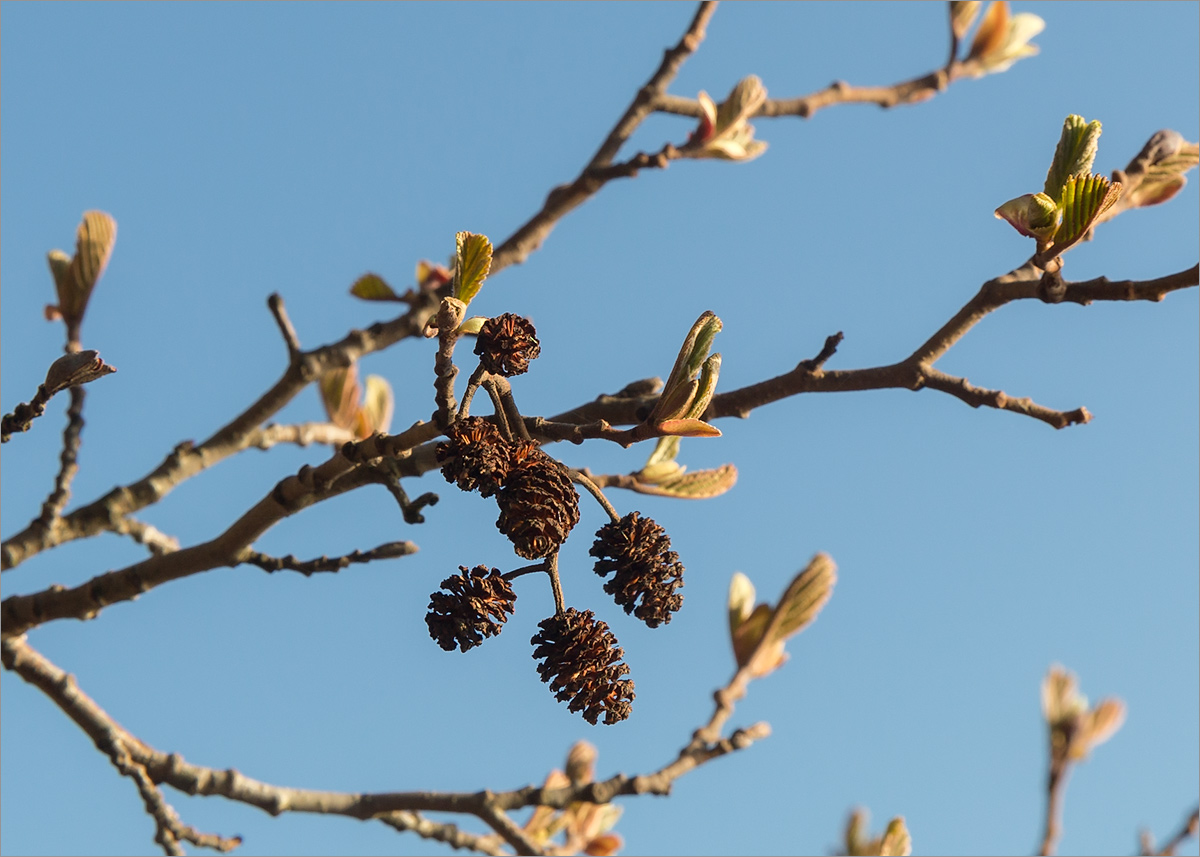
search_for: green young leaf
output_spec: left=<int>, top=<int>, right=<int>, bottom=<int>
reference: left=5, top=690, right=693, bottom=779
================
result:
left=660, top=312, right=721, bottom=404
left=649, top=311, right=723, bottom=424
left=636, top=459, right=685, bottom=485
left=362, top=375, right=394, bottom=435
left=878, top=818, right=912, bottom=857
left=728, top=572, right=756, bottom=639
left=654, top=378, right=700, bottom=423
left=1054, top=173, right=1122, bottom=249
left=994, top=192, right=1060, bottom=245
left=457, top=316, right=488, bottom=335
left=319, top=364, right=361, bottom=431
left=452, top=231, right=493, bottom=305
left=685, top=352, right=722, bottom=419
left=349, top=273, right=402, bottom=302
left=1044, top=115, right=1102, bottom=202
left=650, top=463, right=738, bottom=499
left=768, top=553, right=837, bottom=644
left=643, top=435, right=682, bottom=470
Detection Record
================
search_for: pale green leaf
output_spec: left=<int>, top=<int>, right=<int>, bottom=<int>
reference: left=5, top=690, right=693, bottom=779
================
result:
left=349, top=273, right=402, bottom=301
left=728, top=572, right=756, bottom=639
left=643, top=435, right=682, bottom=470
left=651, top=463, right=738, bottom=499
left=635, top=459, right=685, bottom=485
left=453, top=231, right=493, bottom=305
left=878, top=818, right=912, bottom=857
left=362, top=375, right=394, bottom=435
left=319, top=365, right=361, bottom=430
left=1054, top=173, right=1122, bottom=248
left=769, top=553, right=837, bottom=643
left=685, top=352, right=722, bottom=419
left=1044, top=115, right=1102, bottom=201
left=994, top=192, right=1060, bottom=243
left=457, top=316, right=488, bottom=335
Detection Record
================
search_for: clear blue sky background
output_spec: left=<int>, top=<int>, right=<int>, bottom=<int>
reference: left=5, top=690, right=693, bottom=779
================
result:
left=2, top=3, right=1197, bottom=856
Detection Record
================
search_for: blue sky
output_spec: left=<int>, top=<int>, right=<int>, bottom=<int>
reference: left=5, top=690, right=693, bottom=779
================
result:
left=2, top=3, right=1197, bottom=856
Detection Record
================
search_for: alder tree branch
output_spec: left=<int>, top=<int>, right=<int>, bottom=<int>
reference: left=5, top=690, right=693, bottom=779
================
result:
left=239, top=542, right=418, bottom=576
left=1141, top=807, right=1200, bottom=857
left=1, top=630, right=771, bottom=857
left=5, top=259, right=1193, bottom=639
left=488, top=1, right=716, bottom=275
left=0, top=455, right=391, bottom=638
left=1, top=293, right=439, bottom=572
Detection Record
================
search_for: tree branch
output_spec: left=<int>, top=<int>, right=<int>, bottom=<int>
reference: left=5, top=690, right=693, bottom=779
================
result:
left=1, top=617, right=771, bottom=857
left=489, top=2, right=715, bottom=276
left=1, top=294, right=438, bottom=573
left=238, top=542, right=418, bottom=576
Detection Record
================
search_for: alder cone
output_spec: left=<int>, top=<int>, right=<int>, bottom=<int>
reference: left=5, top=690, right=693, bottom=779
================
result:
left=474, top=313, right=541, bottom=377
left=436, top=416, right=511, bottom=497
left=425, top=566, right=516, bottom=653
left=590, top=512, right=684, bottom=628
left=530, top=607, right=634, bottom=725
left=495, top=450, right=580, bottom=559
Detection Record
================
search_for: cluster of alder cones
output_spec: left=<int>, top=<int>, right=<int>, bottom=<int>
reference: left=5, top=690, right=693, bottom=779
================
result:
left=424, top=315, right=686, bottom=725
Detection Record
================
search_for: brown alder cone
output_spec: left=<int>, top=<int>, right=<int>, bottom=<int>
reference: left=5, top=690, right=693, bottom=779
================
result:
left=530, top=608, right=634, bottom=725
left=436, top=417, right=512, bottom=497
left=425, top=566, right=516, bottom=652
left=474, top=313, right=541, bottom=377
left=495, top=450, right=580, bottom=559
left=590, top=512, right=684, bottom=628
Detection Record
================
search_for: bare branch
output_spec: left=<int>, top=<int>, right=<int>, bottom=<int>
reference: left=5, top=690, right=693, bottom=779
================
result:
left=2, top=293, right=439, bottom=573
left=111, top=516, right=181, bottom=556
left=239, top=541, right=418, bottom=576
left=1, top=616, right=771, bottom=857
left=489, top=2, right=715, bottom=276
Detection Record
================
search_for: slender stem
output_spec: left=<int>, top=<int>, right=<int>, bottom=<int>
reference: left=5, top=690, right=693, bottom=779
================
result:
left=458, top=364, right=488, bottom=419
left=570, top=469, right=621, bottom=523
left=267, top=293, right=302, bottom=357
left=1039, top=765, right=1069, bottom=856
left=502, top=562, right=548, bottom=582
left=546, top=552, right=566, bottom=615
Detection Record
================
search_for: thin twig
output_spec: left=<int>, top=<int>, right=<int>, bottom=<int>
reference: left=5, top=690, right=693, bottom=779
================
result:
left=569, top=469, right=621, bottom=523
left=2, top=631, right=767, bottom=855
left=2, top=294, right=441, bottom=572
left=433, top=298, right=468, bottom=430
left=38, top=386, right=87, bottom=526
left=489, top=1, right=716, bottom=275
left=268, top=293, right=302, bottom=358
left=111, top=516, right=181, bottom=556
left=1146, top=806, right=1200, bottom=857
left=239, top=542, right=418, bottom=576
left=459, top=363, right=489, bottom=419
left=546, top=552, right=566, bottom=615
left=1039, top=764, right=1069, bottom=856
left=483, top=376, right=531, bottom=442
